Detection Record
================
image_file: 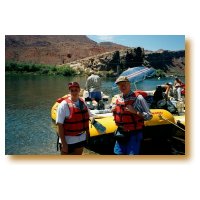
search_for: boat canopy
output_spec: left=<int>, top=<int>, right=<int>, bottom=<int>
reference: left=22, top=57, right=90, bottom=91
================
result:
left=112, top=66, right=156, bottom=89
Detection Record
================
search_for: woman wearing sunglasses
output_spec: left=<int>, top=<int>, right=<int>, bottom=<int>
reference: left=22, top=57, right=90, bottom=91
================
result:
left=56, top=82, right=90, bottom=155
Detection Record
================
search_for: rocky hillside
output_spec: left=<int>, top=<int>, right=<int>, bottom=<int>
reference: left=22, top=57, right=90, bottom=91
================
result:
left=144, top=50, right=185, bottom=76
left=5, top=35, right=127, bottom=65
left=5, top=35, right=185, bottom=76
left=68, top=48, right=185, bottom=76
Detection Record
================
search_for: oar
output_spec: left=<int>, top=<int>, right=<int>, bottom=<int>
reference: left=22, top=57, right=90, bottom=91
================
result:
left=90, top=118, right=106, bottom=134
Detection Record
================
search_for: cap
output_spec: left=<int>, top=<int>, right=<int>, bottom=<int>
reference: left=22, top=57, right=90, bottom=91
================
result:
left=166, top=82, right=173, bottom=86
left=115, top=76, right=130, bottom=84
left=68, top=82, right=80, bottom=89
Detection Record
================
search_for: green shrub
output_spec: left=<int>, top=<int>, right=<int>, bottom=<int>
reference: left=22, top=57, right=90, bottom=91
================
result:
left=40, top=67, right=50, bottom=74
left=55, top=66, right=76, bottom=76
left=5, top=61, right=76, bottom=76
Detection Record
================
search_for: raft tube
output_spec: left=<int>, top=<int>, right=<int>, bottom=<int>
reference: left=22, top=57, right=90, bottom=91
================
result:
left=51, top=95, right=176, bottom=137
left=174, top=115, right=185, bottom=127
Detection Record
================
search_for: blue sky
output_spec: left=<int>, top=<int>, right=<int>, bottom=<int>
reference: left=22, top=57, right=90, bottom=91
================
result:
left=87, top=35, right=185, bottom=51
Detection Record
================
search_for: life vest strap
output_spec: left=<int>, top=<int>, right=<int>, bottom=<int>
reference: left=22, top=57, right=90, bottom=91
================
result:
left=73, top=110, right=88, bottom=114
left=64, top=118, right=89, bottom=124
left=116, top=121, right=138, bottom=125
left=65, top=128, right=88, bottom=133
left=113, top=111, right=135, bottom=116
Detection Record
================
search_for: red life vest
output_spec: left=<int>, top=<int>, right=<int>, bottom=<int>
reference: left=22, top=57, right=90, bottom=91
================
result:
left=113, top=92, right=144, bottom=131
left=63, top=97, right=89, bottom=136
left=181, top=84, right=185, bottom=95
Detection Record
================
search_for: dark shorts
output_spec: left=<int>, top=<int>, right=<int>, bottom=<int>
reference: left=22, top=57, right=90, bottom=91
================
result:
left=67, top=141, right=86, bottom=154
left=89, top=91, right=102, bottom=101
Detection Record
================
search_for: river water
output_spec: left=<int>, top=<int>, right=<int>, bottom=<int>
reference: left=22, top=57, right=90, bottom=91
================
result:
left=5, top=74, right=184, bottom=155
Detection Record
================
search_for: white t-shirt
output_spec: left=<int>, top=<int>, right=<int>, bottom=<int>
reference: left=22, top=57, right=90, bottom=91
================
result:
left=56, top=98, right=90, bottom=144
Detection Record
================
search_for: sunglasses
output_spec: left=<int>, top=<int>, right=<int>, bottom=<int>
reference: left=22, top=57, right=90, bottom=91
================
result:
left=70, top=89, right=79, bottom=92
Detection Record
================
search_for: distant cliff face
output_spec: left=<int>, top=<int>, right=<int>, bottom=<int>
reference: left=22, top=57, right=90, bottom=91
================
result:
left=68, top=48, right=185, bottom=76
left=144, top=50, right=185, bottom=75
left=5, top=35, right=185, bottom=76
left=5, top=35, right=127, bottom=65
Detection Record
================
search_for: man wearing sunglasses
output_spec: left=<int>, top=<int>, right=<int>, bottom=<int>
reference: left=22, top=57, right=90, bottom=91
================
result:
left=56, top=82, right=90, bottom=155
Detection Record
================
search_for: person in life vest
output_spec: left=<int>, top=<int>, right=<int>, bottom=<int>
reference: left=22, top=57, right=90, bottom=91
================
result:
left=56, top=82, right=90, bottom=155
left=112, top=76, right=152, bottom=155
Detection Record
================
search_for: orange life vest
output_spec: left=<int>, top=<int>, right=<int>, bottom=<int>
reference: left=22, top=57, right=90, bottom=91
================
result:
left=63, top=97, right=89, bottom=136
left=113, top=92, right=144, bottom=131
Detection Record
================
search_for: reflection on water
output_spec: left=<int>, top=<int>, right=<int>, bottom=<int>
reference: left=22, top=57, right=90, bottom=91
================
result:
left=5, top=74, right=184, bottom=155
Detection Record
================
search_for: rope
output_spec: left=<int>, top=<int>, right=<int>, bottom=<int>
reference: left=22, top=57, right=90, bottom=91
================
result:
left=158, top=114, right=185, bottom=132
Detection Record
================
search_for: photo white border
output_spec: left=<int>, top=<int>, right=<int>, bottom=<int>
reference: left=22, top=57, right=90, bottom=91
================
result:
left=1, top=1, right=200, bottom=200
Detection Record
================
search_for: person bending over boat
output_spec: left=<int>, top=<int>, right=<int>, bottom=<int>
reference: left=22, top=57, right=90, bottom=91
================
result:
left=56, top=82, right=90, bottom=155
left=112, top=76, right=152, bottom=155
left=151, top=82, right=178, bottom=114
left=85, top=71, right=102, bottom=102
left=153, top=82, right=173, bottom=102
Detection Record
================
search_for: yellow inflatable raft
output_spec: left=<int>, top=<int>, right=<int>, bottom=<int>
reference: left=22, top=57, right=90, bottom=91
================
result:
left=174, top=115, right=185, bottom=127
left=51, top=95, right=177, bottom=137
